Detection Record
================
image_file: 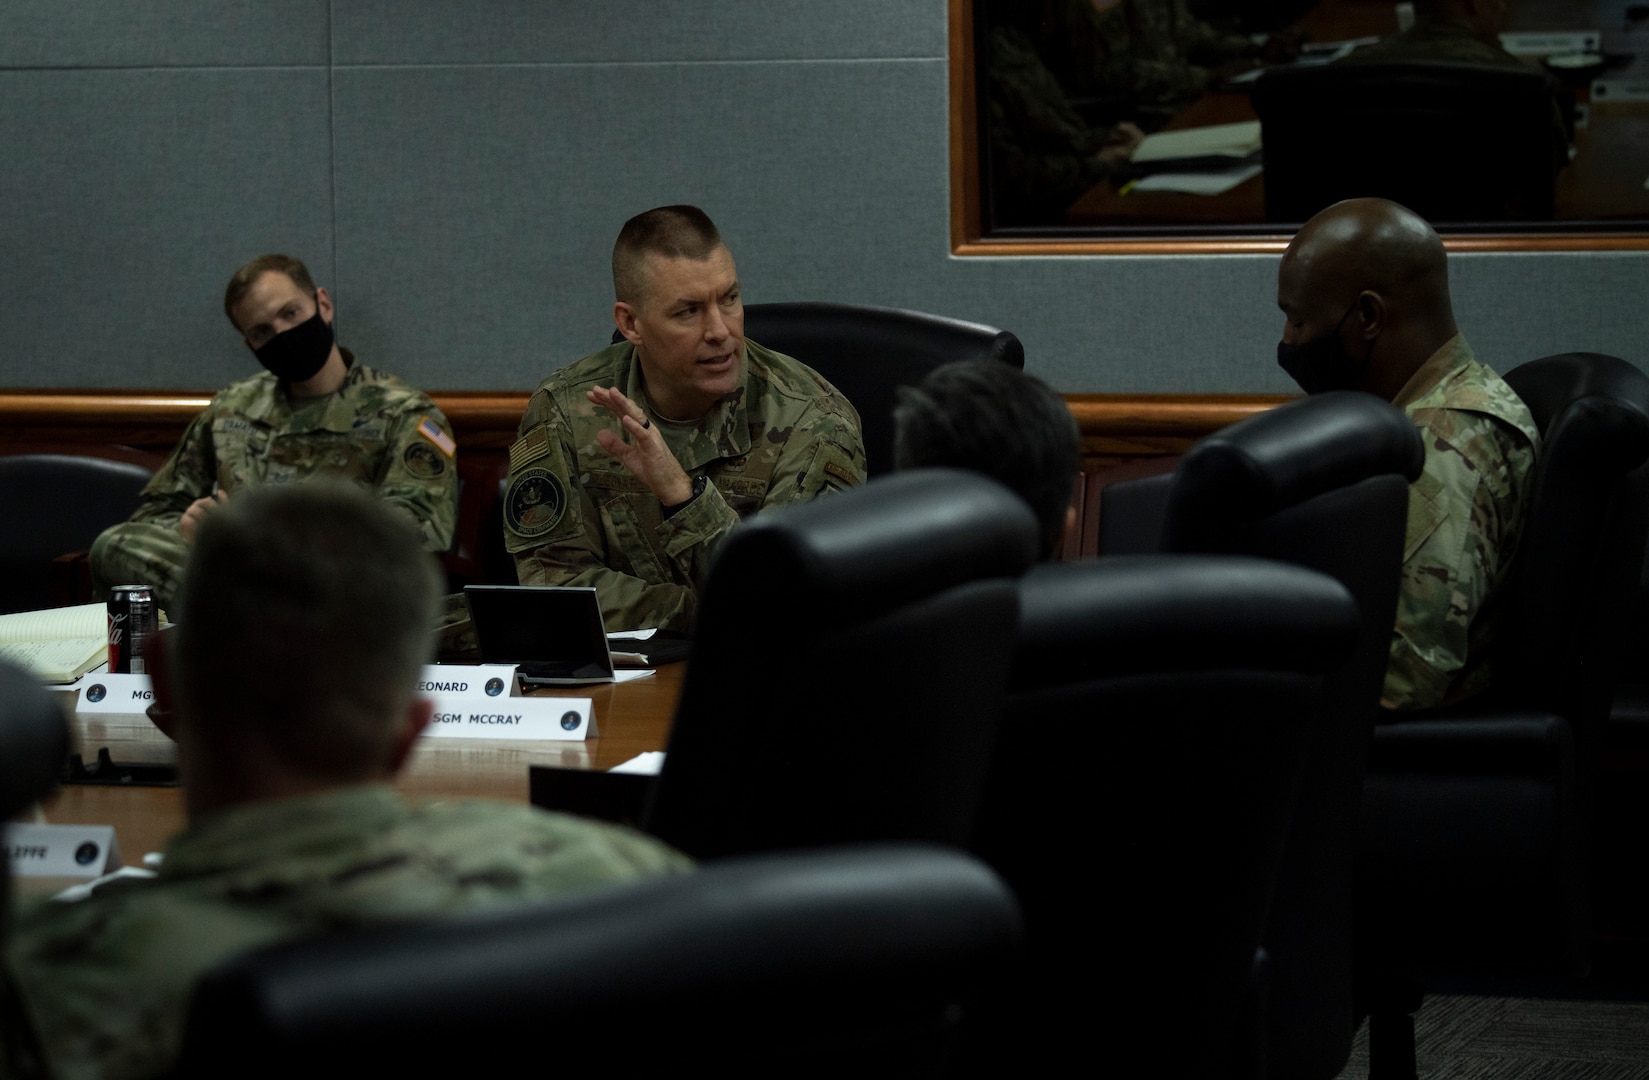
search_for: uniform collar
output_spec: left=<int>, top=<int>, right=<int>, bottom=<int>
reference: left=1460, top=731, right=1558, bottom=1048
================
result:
left=158, top=784, right=404, bottom=881
left=1391, top=333, right=1474, bottom=411
left=620, top=343, right=754, bottom=469
left=240, top=348, right=364, bottom=433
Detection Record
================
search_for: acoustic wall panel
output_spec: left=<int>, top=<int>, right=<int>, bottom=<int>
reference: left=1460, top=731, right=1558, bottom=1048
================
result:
left=0, top=1, right=328, bottom=68
left=0, top=69, right=334, bottom=388
left=332, top=0, right=945, bottom=65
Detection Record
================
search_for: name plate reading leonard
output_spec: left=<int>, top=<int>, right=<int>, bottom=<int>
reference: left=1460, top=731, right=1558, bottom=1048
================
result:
left=417, top=664, right=521, bottom=699
left=423, top=696, right=595, bottom=742
left=4, top=823, right=121, bottom=879
left=75, top=672, right=154, bottom=714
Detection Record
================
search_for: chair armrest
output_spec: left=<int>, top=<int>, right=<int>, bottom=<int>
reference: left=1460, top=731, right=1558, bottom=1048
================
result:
left=1369, top=713, right=1573, bottom=777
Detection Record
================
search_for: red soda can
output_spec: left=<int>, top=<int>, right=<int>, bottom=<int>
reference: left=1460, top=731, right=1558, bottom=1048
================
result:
left=107, top=585, right=159, bottom=675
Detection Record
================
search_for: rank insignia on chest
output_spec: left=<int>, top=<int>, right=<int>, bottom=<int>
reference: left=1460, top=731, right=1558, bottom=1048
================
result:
left=505, top=467, right=568, bottom=537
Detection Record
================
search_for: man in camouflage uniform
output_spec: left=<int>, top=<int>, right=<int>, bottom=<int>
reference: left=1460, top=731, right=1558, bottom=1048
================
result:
left=1275, top=197, right=1540, bottom=711
left=88, top=254, right=459, bottom=611
left=505, top=206, right=865, bottom=632
left=2, top=483, right=687, bottom=1080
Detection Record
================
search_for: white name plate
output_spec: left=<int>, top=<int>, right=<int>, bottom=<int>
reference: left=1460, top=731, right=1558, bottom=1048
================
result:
left=417, top=664, right=521, bottom=699
left=75, top=673, right=155, bottom=714
left=1499, top=31, right=1601, bottom=56
left=424, top=696, right=595, bottom=741
left=4, top=824, right=121, bottom=878
left=1592, top=80, right=1649, bottom=103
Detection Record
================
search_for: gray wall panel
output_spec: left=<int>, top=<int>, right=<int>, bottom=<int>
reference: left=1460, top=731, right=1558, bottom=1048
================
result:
left=334, top=0, right=946, bottom=65
left=0, top=2, right=328, bottom=68
left=0, top=70, right=334, bottom=388
left=331, top=59, right=951, bottom=391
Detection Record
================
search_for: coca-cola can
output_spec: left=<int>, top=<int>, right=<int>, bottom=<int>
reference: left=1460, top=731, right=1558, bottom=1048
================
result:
left=107, top=585, right=159, bottom=675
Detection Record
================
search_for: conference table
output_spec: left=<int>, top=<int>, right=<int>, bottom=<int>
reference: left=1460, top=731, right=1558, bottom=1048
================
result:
left=31, top=664, right=685, bottom=870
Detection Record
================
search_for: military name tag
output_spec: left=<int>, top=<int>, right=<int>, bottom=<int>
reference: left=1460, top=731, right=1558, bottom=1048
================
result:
left=423, top=695, right=595, bottom=742
left=4, top=823, right=121, bottom=879
left=76, top=673, right=154, bottom=714
left=417, top=664, right=521, bottom=699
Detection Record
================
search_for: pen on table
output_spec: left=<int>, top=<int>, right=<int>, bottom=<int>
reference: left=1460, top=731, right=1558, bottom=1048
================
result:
left=1118, top=179, right=1137, bottom=197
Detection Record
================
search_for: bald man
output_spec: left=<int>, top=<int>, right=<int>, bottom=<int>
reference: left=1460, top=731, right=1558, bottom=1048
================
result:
left=1276, top=197, right=1540, bottom=711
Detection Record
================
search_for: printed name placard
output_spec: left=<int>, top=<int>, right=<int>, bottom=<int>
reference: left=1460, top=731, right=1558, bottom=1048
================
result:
left=75, top=673, right=155, bottom=714
left=1592, top=80, right=1649, bottom=103
left=417, top=664, right=521, bottom=699
left=3, top=824, right=121, bottom=878
left=423, top=696, right=595, bottom=741
left=1498, top=31, right=1601, bottom=56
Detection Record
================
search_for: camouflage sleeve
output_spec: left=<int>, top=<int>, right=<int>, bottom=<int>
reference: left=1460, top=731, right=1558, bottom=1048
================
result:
left=1383, top=427, right=1509, bottom=710
left=372, top=402, right=459, bottom=553
left=654, top=393, right=867, bottom=587
left=506, top=391, right=700, bottom=632
left=128, top=406, right=219, bottom=526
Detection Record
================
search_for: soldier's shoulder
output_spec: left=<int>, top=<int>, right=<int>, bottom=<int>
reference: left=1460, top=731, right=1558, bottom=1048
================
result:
left=210, top=370, right=280, bottom=413
left=346, top=361, right=442, bottom=417
left=743, top=339, right=857, bottom=418
left=523, top=344, right=634, bottom=425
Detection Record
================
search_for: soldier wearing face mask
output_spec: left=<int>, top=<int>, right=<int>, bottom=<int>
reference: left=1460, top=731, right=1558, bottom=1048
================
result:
left=1275, top=198, right=1540, bottom=711
left=89, top=254, right=459, bottom=611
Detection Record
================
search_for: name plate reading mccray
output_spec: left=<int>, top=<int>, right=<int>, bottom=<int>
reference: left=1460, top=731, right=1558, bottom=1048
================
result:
left=75, top=673, right=155, bottom=714
left=423, top=695, right=595, bottom=741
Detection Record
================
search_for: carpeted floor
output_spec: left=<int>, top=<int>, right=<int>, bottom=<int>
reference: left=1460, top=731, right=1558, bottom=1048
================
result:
left=1335, top=994, right=1649, bottom=1078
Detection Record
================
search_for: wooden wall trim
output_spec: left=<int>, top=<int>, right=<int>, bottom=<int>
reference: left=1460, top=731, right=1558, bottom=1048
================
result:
left=0, top=388, right=1285, bottom=445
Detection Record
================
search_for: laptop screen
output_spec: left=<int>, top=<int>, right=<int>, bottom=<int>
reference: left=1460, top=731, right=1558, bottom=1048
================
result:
left=462, top=585, right=614, bottom=683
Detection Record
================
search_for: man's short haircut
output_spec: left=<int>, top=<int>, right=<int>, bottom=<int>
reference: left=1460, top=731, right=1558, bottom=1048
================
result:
left=172, top=481, right=441, bottom=781
left=894, top=360, right=1080, bottom=556
left=612, top=205, right=724, bottom=307
left=223, top=254, right=318, bottom=329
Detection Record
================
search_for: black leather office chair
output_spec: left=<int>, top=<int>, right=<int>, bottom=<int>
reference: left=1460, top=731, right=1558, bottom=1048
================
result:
left=1360, top=353, right=1649, bottom=1079
left=972, top=554, right=1361, bottom=1078
left=177, top=846, right=1022, bottom=1078
left=1251, top=60, right=1561, bottom=224
left=617, top=302, right=1025, bottom=477
left=0, top=453, right=155, bottom=612
left=0, top=660, right=70, bottom=936
left=1096, top=391, right=1425, bottom=1079
left=642, top=468, right=1040, bottom=860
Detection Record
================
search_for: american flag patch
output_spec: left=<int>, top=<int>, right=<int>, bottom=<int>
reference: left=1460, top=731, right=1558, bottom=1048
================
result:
left=418, top=416, right=456, bottom=457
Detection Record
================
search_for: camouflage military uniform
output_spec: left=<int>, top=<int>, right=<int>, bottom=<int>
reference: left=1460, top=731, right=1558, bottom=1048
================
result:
left=89, top=352, right=459, bottom=610
left=506, top=339, right=865, bottom=632
left=2, top=786, right=688, bottom=1080
left=1384, top=334, right=1540, bottom=710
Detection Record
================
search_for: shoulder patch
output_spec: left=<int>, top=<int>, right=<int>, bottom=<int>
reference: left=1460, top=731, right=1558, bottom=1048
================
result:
left=510, top=426, right=553, bottom=473
left=417, top=415, right=456, bottom=457
left=505, top=467, right=567, bottom=538
left=402, top=441, right=448, bottom=479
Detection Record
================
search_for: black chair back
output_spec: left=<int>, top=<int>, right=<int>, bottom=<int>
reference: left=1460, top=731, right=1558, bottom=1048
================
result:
left=642, top=469, right=1040, bottom=860
left=974, top=555, right=1360, bottom=1078
left=1252, top=60, right=1559, bottom=223
left=0, top=454, right=154, bottom=613
left=617, top=303, right=1025, bottom=477
left=177, top=846, right=1022, bottom=1079
left=1156, top=392, right=1423, bottom=1079
left=0, top=660, right=70, bottom=939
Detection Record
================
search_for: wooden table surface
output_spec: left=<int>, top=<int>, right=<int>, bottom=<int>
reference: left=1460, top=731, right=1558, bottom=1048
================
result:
left=32, top=664, right=685, bottom=865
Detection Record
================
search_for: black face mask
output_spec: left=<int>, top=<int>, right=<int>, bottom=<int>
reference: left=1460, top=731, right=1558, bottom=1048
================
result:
left=253, top=308, right=334, bottom=383
left=1276, top=301, right=1369, bottom=395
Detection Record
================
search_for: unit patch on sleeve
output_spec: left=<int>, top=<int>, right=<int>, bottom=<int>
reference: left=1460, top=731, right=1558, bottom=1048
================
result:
left=505, top=467, right=568, bottom=538
left=402, top=441, right=448, bottom=479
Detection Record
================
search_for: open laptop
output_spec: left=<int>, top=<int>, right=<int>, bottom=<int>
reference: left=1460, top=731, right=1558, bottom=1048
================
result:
left=463, top=585, right=616, bottom=686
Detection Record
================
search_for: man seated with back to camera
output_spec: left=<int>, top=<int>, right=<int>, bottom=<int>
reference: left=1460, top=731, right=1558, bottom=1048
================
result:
left=3, top=483, right=687, bottom=1080
left=1274, top=197, right=1541, bottom=711
left=891, top=359, right=1081, bottom=560
left=503, top=205, right=867, bottom=632
left=89, top=254, right=459, bottom=613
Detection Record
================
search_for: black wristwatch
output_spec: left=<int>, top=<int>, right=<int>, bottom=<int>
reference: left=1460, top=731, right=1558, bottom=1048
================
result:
left=663, top=473, right=708, bottom=519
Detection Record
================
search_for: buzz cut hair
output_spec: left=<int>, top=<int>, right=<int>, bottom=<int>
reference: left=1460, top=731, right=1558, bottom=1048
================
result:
left=894, top=359, right=1080, bottom=558
left=612, top=205, right=724, bottom=307
left=173, top=480, right=441, bottom=782
left=223, top=254, right=318, bottom=329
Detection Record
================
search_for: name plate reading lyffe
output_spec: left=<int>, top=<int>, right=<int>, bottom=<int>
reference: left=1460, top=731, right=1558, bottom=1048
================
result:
left=4, top=824, right=121, bottom=878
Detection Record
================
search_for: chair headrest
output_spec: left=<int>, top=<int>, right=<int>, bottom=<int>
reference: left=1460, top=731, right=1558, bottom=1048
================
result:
left=0, top=660, right=69, bottom=819
left=699, top=469, right=1039, bottom=630
left=1504, top=353, right=1649, bottom=472
left=746, top=303, right=1025, bottom=369
left=1013, top=554, right=1359, bottom=683
left=1169, top=392, right=1423, bottom=527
